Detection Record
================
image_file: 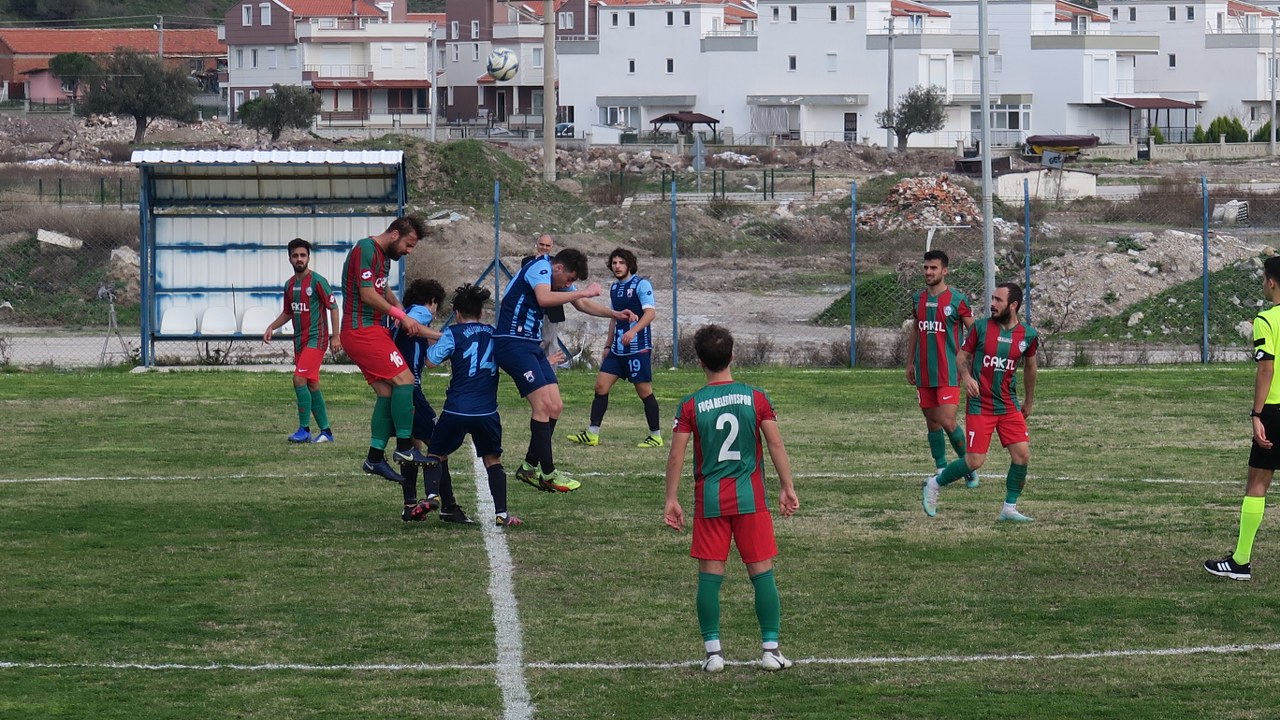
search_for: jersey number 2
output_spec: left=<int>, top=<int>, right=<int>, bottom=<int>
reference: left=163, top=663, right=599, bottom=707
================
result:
left=714, top=413, right=741, bottom=462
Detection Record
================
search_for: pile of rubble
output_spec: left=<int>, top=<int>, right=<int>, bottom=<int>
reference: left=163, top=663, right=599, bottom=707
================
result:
left=856, top=175, right=983, bottom=231
left=513, top=145, right=688, bottom=174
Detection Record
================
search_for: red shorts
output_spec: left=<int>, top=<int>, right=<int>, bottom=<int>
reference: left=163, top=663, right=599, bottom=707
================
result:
left=340, top=326, right=407, bottom=385
left=965, top=412, right=1030, bottom=454
left=293, top=346, right=325, bottom=382
left=917, top=386, right=960, bottom=409
left=691, top=511, right=778, bottom=564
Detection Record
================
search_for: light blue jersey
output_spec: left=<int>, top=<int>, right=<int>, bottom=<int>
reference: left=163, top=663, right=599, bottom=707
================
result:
left=608, top=275, right=655, bottom=355
left=427, top=322, right=499, bottom=416
left=496, top=258, right=551, bottom=341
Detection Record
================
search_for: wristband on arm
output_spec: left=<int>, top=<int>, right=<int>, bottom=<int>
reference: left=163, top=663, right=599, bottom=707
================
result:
left=387, top=307, right=407, bottom=322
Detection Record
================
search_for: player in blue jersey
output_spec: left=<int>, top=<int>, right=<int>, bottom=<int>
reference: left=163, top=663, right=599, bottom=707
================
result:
left=494, top=247, right=636, bottom=493
left=413, top=284, right=522, bottom=527
left=390, top=278, right=474, bottom=525
left=566, top=248, right=663, bottom=449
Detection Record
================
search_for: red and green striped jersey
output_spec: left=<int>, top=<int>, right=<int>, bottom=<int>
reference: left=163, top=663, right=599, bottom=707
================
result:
left=910, top=287, right=973, bottom=387
left=672, top=380, right=776, bottom=519
left=283, top=271, right=336, bottom=353
left=341, top=237, right=390, bottom=330
left=962, top=318, right=1039, bottom=416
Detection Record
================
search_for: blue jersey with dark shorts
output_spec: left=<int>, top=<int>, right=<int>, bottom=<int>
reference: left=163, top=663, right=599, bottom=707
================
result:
left=391, top=305, right=438, bottom=440
left=497, top=258, right=551, bottom=342
left=426, top=322, right=503, bottom=458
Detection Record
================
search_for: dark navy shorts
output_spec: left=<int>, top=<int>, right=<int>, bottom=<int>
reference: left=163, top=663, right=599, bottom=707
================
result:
left=428, top=411, right=503, bottom=459
left=601, top=350, right=652, bottom=384
left=495, top=337, right=556, bottom=397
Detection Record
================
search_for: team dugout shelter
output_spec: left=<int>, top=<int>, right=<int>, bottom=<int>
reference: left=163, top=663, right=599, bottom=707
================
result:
left=132, top=149, right=408, bottom=366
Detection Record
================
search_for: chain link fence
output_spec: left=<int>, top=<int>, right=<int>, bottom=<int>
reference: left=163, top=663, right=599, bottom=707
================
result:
left=0, top=171, right=1271, bottom=368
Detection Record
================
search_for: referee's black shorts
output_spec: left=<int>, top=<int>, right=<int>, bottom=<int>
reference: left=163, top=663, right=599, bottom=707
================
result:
left=1250, top=405, right=1280, bottom=469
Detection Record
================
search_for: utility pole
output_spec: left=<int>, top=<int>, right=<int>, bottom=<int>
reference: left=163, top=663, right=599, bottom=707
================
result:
left=1271, top=17, right=1276, bottom=156
left=978, top=0, right=995, bottom=311
left=886, top=16, right=895, bottom=150
left=156, top=15, right=164, bottom=58
left=429, top=21, right=437, bottom=142
left=542, top=0, right=556, bottom=182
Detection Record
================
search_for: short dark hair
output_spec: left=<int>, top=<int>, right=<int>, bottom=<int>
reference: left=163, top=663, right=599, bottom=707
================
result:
left=1265, top=256, right=1280, bottom=284
left=451, top=283, right=491, bottom=319
left=388, top=216, right=428, bottom=240
left=608, top=247, right=638, bottom=276
left=287, top=238, right=311, bottom=254
left=923, top=249, right=949, bottom=266
left=694, top=324, right=734, bottom=372
left=403, top=278, right=446, bottom=309
left=554, top=248, right=589, bottom=281
left=998, top=282, right=1023, bottom=310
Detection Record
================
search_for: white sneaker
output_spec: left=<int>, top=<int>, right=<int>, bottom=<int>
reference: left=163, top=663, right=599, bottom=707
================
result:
left=760, top=649, right=793, bottom=671
left=997, top=507, right=1034, bottom=523
left=701, top=653, right=725, bottom=672
left=922, top=476, right=940, bottom=517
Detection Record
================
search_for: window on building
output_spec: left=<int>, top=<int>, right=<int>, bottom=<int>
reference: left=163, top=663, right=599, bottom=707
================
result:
left=404, top=44, right=416, bottom=68
left=666, top=10, right=674, bottom=25
left=234, top=89, right=245, bottom=108
left=450, top=44, right=459, bottom=62
left=1168, top=6, right=1176, bottom=21
left=788, top=55, right=797, bottom=71
left=472, top=43, right=480, bottom=61
left=684, top=11, right=690, bottom=25
left=848, top=5, right=856, bottom=20
left=267, top=46, right=277, bottom=68
left=558, top=11, right=574, bottom=29
left=318, top=17, right=336, bottom=29
left=611, top=12, right=618, bottom=27
left=241, top=5, right=252, bottom=26
left=259, top=3, right=271, bottom=25
left=627, top=58, right=635, bottom=74
left=532, top=90, right=544, bottom=116
left=826, top=52, right=837, bottom=71
left=1129, top=7, right=1136, bottom=20
left=532, top=47, right=543, bottom=68
left=790, top=6, right=798, bottom=21
left=450, top=21, right=458, bottom=39
left=599, top=105, right=637, bottom=127
left=666, top=57, right=674, bottom=73
left=470, top=20, right=479, bottom=38
left=1186, top=5, right=1194, bottom=20
left=438, top=47, right=445, bottom=68
left=234, top=48, right=243, bottom=69
left=830, top=5, right=837, bottom=21
left=1111, top=7, right=1118, bottom=20
left=1169, top=53, right=1176, bottom=67
left=249, top=89, right=259, bottom=101
left=250, top=49, right=258, bottom=68
left=381, top=44, right=393, bottom=68
left=287, top=47, right=297, bottom=68
left=447, top=85, right=454, bottom=105
left=772, top=7, right=779, bottom=22
left=628, top=12, right=635, bottom=26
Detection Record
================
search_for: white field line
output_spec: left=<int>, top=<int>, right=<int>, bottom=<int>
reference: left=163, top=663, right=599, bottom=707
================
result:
left=471, top=453, right=535, bottom=720
left=5, top=642, right=1280, bottom=674
left=0, top=471, right=1236, bottom=486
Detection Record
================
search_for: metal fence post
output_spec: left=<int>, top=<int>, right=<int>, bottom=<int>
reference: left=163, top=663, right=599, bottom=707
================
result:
left=1023, top=178, right=1032, bottom=324
left=670, top=179, right=679, bottom=368
left=494, top=180, right=501, bottom=305
left=1201, top=175, right=1210, bottom=364
left=850, top=181, right=858, bottom=368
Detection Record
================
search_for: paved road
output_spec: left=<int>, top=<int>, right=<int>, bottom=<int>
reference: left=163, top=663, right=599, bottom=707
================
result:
left=1097, top=181, right=1280, bottom=199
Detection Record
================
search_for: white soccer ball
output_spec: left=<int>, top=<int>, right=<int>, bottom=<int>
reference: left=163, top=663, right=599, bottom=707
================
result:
left=487, top=48, right=519, bottom=82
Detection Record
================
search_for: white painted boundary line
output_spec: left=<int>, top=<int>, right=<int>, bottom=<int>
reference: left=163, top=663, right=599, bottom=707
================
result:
left=5, top=642, right=1280, bottom=674
left=471, top=453, right=535, bottom=720
left=0, top=471, right=1237, bottom=487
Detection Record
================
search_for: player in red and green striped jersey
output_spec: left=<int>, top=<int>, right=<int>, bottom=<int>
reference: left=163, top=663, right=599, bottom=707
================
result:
left=922, top=283, right=1039, bottom=522
left=664, top=325, right=799, bottom=673
left=905, top=250, right=976, bottom=484
left=262, top=238, right=340, bottom=444
left=338, top=216, right=435, bottom=485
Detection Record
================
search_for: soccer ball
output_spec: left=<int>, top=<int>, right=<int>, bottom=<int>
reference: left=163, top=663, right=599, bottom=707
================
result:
left=487, top=48, right=519, bottom=82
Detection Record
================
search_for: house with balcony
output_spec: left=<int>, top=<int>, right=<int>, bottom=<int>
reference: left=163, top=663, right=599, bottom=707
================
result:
left=221, top=0, right=440, bottom=126
left=1097, top=0, right=1277, bottom=139
left=0, top=28, right=223, bottom=104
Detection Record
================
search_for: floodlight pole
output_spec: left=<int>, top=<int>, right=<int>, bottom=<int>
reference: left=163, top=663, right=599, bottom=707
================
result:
left=886, top=16, right=896, bottom=151
left=978, top=0, right=996, bottom=312
left=543, top=0, right=556, bottom=182
left=429, top=21, right=438, bottom=142
left=1271, top=18, right=1276, bottom=156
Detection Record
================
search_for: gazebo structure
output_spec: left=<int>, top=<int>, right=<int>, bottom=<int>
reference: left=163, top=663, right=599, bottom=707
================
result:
left=132, top=149, right=407, bottom=366
left=650, top=111, right=720, bottom=141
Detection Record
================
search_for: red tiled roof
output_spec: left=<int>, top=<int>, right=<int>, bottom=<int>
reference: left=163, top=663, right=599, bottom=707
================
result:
left=1228, top=0, right=1280, bottom=18
left=405, top=12, right=445, bottom=24
left=891, top=0, right=949, bottom=19
left=0, top=28, right=222, bottom=55
left=279, top=0, right=383, bottom=17
left=1102, top=96, right=1198, bottom=110
left=1054, top=0, right=1109, bottom=22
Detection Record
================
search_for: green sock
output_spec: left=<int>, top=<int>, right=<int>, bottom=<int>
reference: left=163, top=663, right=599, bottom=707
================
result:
left=750, top=569, right=782, bottom=644
left=391, top=384, right=414, bottom=440
left=1005, top=464, right=1028, bottom=504
left=935, top=457, right=969, bottom=487
left=370, top=396, right=392, bottom=450
left=947, top=426, right=966, bottom=458
left=310, top=388, right=330, bottom=430
left=294, top=385, right=311, bottom=427
left=927, top=429, right=947, bottom=469
left=696, top=572, right=723, bottom=642
left=1234, top=496, right=1266, bottom=565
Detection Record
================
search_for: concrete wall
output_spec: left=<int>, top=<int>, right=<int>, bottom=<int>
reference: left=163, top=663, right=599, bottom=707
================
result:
left=1151, top=141, right=1277, bottom=161
left=995, top=168, right=1097, bottom=203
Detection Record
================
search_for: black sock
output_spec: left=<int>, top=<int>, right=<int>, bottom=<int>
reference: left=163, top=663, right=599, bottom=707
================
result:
left=400, top=463, right=418, bottom=504
left=525, top=417, right=539, bottom=466
left=422, top=457, right=443, bottom=499
left=590, top=392, right=610, bottom=427
left=487, top=464, right=508, bottom=515
left=641, top=393, right=661, bottom=433
left=395, top=437, right=413, bottom=453
left=367, top=447, right=385, bottom=463
left=440, top=459, right=458, bottom=507
left=531, top=419, right=554, bottom=474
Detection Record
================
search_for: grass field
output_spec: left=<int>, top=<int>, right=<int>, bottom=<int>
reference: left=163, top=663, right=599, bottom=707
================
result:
left=1, top=364, right=1275, bottom=719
